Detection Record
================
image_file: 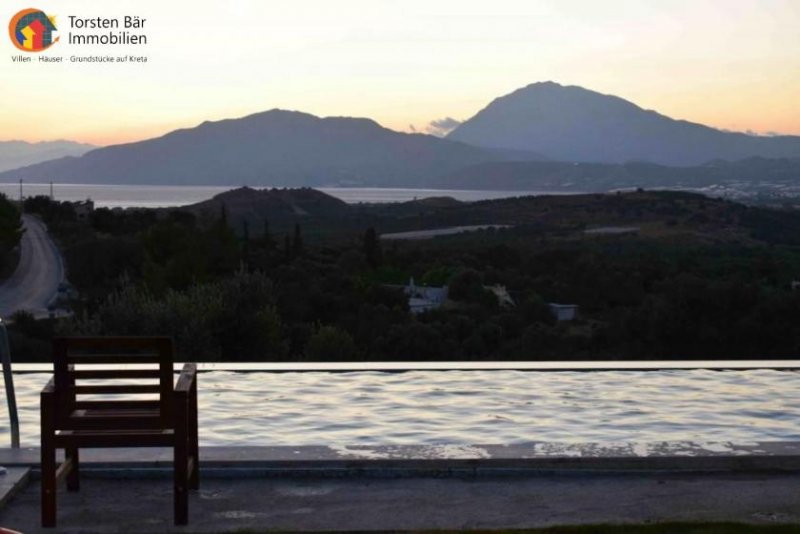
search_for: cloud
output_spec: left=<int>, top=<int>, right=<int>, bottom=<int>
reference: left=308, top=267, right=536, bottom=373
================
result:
left=425, top=117, right=463, bottom=137
left=728, top=128, right=786, bottom=138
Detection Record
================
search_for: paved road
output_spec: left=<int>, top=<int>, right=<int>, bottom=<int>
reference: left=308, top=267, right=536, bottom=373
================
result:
left=0, top=214, right=64, bottom=319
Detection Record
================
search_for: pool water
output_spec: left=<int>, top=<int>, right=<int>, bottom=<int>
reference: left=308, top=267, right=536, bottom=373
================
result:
left=1, top=369, right=798, bottom=446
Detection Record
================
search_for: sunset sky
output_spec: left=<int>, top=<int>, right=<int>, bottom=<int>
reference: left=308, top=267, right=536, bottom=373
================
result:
left=2, top=0, right=799, bottom=146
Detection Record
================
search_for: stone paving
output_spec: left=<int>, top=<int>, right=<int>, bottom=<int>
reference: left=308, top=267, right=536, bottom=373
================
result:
left=0, top=444, right=799, bottom=532
left=2, top=472, right=800, bottom=532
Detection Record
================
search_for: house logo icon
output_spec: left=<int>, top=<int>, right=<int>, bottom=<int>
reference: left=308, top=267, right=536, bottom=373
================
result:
left=8, top=8, right=58, bottom=52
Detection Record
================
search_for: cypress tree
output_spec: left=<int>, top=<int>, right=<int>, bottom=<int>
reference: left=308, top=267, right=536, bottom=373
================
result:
left=292, top=223, right=303, bottom=257
left=363, top=227, right=382, bottom=268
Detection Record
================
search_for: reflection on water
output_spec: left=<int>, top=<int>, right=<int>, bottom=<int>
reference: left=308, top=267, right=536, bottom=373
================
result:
left=1, top=369, right=798, bottom=446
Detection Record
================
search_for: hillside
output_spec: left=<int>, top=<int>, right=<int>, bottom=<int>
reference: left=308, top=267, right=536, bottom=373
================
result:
left=23, top=186, right=800, bottom=363
left=177, top=187, right=800, bottom=249
left=0, top=110, right=541, bottom=187
left=187, top=187, right=350, bottom=217
left=447, top=82, right=800, bottom=166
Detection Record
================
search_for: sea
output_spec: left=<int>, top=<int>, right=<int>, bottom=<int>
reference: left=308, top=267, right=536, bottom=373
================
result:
left=0, top=183, right=574, bottom=209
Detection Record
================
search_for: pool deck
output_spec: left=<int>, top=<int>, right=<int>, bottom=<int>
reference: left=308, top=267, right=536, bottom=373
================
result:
left=1, top=442, right=800, bottom=532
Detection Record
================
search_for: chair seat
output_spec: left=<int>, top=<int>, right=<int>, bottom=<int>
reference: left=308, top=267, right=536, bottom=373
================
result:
left=58, top=408, right=169, bottom=432
left=74, top=408, right=160, bottom=417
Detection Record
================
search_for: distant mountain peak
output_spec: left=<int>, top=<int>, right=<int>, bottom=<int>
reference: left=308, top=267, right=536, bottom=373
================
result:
left=0, top=139, right=97, bottom=173
left=447, top=82, right=800, bottom=165
left=519, top=80, right=565, bottom=90
left=500, top=82, right=647, bottom=113
left=191, top=109, right=385, bottom=134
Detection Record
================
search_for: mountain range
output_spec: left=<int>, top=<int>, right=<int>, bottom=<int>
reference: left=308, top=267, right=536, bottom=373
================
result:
left=447, top=82, right=800, bottom=166
left=2, top=82, right=799, bottom=190
left=0, top=140, right=96, bottom=173
left=0, top=110, right=541, bottom=187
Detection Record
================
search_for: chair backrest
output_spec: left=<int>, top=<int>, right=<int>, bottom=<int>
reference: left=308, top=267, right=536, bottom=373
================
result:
left=52, top=337, right=175, bottom=431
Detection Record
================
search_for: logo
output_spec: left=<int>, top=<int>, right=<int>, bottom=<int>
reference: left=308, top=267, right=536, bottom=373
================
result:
left=9, top=8, right=58, bottom=52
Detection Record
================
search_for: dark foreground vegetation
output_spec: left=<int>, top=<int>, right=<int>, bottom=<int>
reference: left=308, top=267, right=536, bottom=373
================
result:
left=0, top=193, right=23, bottom=276
left=10, top=189, right=800, bottom=362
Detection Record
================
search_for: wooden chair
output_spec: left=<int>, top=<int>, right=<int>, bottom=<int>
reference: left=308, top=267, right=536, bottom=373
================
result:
left=40, top=337, right=199, bottom=527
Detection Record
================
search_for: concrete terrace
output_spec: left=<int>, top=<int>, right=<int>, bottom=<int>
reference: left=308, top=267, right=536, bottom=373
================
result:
left=0, top=443, right=800, bottom=532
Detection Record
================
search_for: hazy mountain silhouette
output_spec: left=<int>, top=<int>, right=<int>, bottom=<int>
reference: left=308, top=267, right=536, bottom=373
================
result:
left=447, top=82, right=800, bottom=166
left=0, top=110, right=543, bottom=187
left=0, top=140, right=96, bottom=173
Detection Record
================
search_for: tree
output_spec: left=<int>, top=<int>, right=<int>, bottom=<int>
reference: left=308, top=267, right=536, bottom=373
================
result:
left=261, top=219, right=273, bottom=249
left=242, top=220, right=250, bottom=268
left=292, top=224, right=304, bottom=258
left=204, top=214, right=241, bottom=278
left=520, top=292, right=556, bottom=326
left=140, top=214, right=239, bottom=291
left=305, top=325, right=357, bottom=361
left=362, top=227, right=382, bottom=268
left=448, top=268, right=484, bottom=302
left=283, top=235, right=292, bottom=261
left=67, top=270, right=286, bottom=362
left=0, top=193, right=23, bottom=272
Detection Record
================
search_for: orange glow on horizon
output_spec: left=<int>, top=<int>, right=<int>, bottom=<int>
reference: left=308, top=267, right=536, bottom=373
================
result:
left=2, top=0, right=798, bottom=147
left=8, top=107, right=800, bottom=149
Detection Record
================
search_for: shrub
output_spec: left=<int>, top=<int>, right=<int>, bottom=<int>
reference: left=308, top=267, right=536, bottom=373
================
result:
left=305, top=325, right=357, bottom=361
left=65, top=270, right=285, bottom=361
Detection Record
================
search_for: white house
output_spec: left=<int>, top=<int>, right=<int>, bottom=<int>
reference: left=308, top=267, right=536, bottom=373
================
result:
left=548, top=303, right=578, bottom=322
left=404, top=278, right=448, bottom=314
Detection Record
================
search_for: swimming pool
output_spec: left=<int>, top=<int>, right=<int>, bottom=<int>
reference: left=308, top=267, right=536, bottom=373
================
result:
left=1, top=363, right=799, bottom=447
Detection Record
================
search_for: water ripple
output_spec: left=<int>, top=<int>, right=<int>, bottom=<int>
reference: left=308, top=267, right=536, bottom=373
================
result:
left=1, top=370, right=800, bottom=446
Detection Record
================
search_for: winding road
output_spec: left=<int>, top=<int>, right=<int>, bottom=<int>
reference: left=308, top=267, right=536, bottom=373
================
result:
left=0, top=214, right=64, bottom=319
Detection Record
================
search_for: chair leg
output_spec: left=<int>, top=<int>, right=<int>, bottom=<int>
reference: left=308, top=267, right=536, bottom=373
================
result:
left=41, top=389, right=57, bottom=528
left=41, top=440, right=57, bottom=527
left=189, top=380, right=199, bottom=490
left=66, top=448, right=80, bottom=491
left=174, top=394, right=189, bottom=525
left=174, top=446, right=188, bottom=525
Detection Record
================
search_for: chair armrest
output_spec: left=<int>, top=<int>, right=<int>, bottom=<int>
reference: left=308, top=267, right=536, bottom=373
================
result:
left=41, top=377, right=56, bottom=434
left=41, top=377, right=55, bottom=396
left=174, top=363, right=197, bottom=393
